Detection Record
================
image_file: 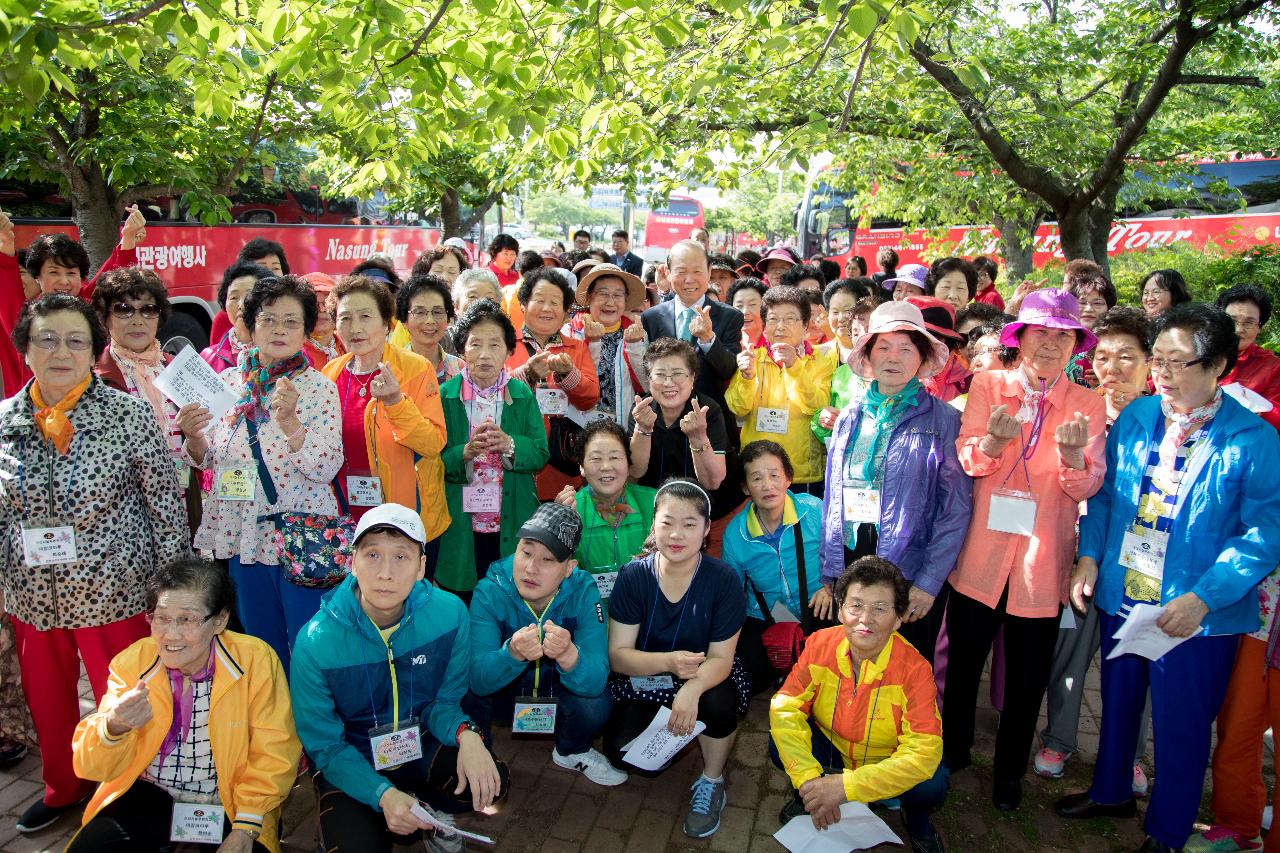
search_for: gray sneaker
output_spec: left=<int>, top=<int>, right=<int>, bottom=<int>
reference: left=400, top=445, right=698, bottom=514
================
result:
left=683, top=776, right=726, bottom=838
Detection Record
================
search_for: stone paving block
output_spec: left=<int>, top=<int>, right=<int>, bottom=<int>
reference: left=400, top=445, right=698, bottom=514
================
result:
left=547, top=791, right=599, bottom=843
left=596, top=785, right=644, bottom=831
left=0, top=781, right=42, bottom=817
left=708, top=804, right=755, bottom=852
left=733, top=732, right=770, bottom=768
left=627, top=809, right=677, bottom=853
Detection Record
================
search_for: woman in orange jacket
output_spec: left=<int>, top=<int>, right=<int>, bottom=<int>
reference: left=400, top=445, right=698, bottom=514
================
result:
left=504, top=267, right=601, bottom=500
left=69, top=557, right=299, bottom=853
left=322, top=276, right=450, bottom=572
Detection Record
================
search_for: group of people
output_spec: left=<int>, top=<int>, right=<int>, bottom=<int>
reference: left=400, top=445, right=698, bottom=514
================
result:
left=0, top=210, right=1276, bottom=853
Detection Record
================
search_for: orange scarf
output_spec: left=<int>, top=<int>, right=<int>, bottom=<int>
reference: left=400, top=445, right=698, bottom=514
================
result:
left=30, top=375, right=92, bottom=454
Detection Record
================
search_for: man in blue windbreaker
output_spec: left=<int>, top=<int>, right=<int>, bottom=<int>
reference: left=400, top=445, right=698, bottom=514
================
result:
left=292, top=503, right=508, bottom=851
left=469, top=501, right=626, bottom=787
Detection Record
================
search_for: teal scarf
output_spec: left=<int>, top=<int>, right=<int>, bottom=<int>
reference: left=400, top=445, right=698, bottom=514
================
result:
left=858, top=377, right=923, bottom=481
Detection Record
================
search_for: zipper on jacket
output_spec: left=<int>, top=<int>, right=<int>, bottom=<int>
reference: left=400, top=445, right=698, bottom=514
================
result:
left=368, top=617, right=401, bottom=724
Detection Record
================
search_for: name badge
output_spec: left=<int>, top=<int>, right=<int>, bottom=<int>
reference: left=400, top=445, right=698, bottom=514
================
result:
left=369, top=718, right=424, bottom=770
left=215, top=467, right=256, bottom=502
left=169, top=801, right=225, bottom=843
left=463, top=484, right=501, bottom=513
left=842, top=487, right=881, bottom=524
left=592, top=571, right=617, bottom=600
left=346, top=475, right=384, bottom=507
left=988, top=488, right=1037, bottom=536
left=630, top=674, right=675, bottom=691
left=536, top=387, right=569, bottom=416
left=512, top=696, right=559, bottom=735
left=174, top=459, right=191, bottom=490
left=21, top=523, right=76, bottom=566
left=1120, top=527, right=1169, bottom=579
left=756, top=406, right=790, bottom=434
left=586, top=408, right=614, bottom=425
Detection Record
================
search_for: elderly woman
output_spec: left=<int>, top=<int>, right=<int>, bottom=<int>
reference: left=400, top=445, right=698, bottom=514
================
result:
left=727, top=286, right=836, bottom=498
left=487, top=234, right=520, bottom=288
left=1060, top=260, right=1116, bottom=387
left=1036, top=307, right=1151, bottom=784
left=436, top=299, right=549, bottom=602
left=452, top=267, right=503, bottom=315
left=505, top=267, right=601, bottom=499
left=818, top=301, right=972, bottom=661
left=302, top=272, right=344, bottom=365
left=770, top=557, right=947, bottom=853
left=565, top=263, right=650, bottom=423
left=91, top=266, right=203, bottom=535
left=1217, top=284, right=1280, bottom=431
left=1056, top=303, right=1280, bottom=853
left=68, top=557, right=299, bottom=853
left=178, top=276, right=341, bottom=672
left=926, top=257, right=978, bottom=314
left=0, top=294, right=188, bottom=834
left=321, top=276, right=449, bottom=564
left=411, top=243, right=470, bottom=287
left=727, top=278, right=767, bottom=346
left=813, top=284, right=879, bottom=444
left=1139, top=268, right=1191, bottom=320
left=200, top=262, right=274, bottom=373
left=943, top=288, right=1106, bottom=812
left=397, top=273, right=463, bottom=382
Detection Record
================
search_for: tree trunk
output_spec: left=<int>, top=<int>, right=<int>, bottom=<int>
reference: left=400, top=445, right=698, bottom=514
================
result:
left=68, top=165, right=120, bottom=273
left=992, top=209, right=1042, bottom=283
left=1056, top=206, right=1099, bottom=267
left=440, top=187, right=462, bottom=239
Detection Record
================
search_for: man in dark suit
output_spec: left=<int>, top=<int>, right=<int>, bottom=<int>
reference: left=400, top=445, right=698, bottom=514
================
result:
left=640, top=240, right=743, bottom=423
left=610, top=230, right=644, bottom=277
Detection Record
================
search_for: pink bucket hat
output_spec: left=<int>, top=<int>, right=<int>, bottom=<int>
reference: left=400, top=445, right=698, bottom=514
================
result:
left=1000, top=288, right=1098, bottom=354
left=754, top=247, right=797, bottom=274
left=849, top=301, right=951, bottom=380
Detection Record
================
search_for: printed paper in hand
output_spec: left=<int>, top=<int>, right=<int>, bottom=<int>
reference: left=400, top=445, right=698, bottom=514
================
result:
left=409, top=802, right=494, bottom=845
left=620, top=706, right=705, bottom=770
left=154, top=347, right=238, bottom=421
left=1106, top=603, right=1193, bottom=662
left=773, top=801, right=902, bottom=852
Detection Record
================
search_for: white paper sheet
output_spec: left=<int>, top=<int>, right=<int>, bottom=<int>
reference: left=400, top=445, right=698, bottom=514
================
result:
left=1106, top=603, right=1193, bottom=661
left=154, top=346, right=237, bottom=421
left=409, top=802, right=494, bottom=845
left=620, top=705, right=705, bottom=770
left=1222, top=382, right=1274, bottom=414
left=773, top=801, right=902, bottom=852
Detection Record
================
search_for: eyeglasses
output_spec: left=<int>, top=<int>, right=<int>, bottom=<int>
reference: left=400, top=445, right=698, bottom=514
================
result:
left=1141, top=289, right=1168, bottom=299
left=408, top=307, right=450, bottom=321
left=146, top=612, right=214, bottom=631
left=256, top=314, right=304, bottom=330
left=31, top=333, right=91, bottom=352
left=973, top=346, right=1005, bottom=358
left=1233, top=318, right=1261, bottom=330
left=1148, top=356, right=1206, bottom=374
left=841, top=600, right=895, bottom=619
left=110, top=302, right=161, bottom=320
left=765, top=315, right=804, bottom=327
left=651, top=370, right=691, bottom=384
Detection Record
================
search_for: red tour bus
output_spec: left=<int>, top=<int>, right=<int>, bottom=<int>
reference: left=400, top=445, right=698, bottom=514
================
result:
left=641, top=195, right=705, bottom=262
left=11, top=220, right=443, bottom=353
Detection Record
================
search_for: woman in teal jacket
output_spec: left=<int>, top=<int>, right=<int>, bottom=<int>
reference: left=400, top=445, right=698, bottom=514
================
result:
left=1057, top=304, right=1280, bottom=853
left=435, top=300, right=549, bottom=599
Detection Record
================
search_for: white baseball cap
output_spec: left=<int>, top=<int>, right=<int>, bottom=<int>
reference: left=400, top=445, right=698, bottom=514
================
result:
left=353, top=503, right=426, bottom=548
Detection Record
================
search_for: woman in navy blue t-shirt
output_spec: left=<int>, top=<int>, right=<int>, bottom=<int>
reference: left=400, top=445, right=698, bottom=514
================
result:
left=605, top=479, right=747, bottom=839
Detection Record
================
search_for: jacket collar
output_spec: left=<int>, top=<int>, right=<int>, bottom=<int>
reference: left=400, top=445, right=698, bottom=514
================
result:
left=138, top=633, right=246, bottom=709
left=1, top=374, right=119, bottom=437
left=745, top=493, right=799, bottom=538
left=990, top=366, right=1069, bottom=412
left=836, top=631, right=897, bottom=682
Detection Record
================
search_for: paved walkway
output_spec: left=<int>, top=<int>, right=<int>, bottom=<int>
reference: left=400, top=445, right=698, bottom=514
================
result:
left=0, top=657, right=1264, bottom=852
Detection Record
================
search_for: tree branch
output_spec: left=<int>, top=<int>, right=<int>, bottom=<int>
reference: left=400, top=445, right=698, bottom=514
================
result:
left=837, top=18, right=883, bottom=132
left=117, top=183, right=176, bottom=208
left=1175, top=73, right=1264, bottom=87
left=388, top=0, right=454, bottom=69
left=805, top=0, right=857, bottom=80
left=62, top=0, right=180, bottom=30
left=909, top=37, right=1071, bottom=210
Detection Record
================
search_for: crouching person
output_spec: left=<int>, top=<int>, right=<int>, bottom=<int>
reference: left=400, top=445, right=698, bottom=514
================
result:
left=291, top=503, right=508, bottom=853
left=769, top=557, right=949, bottom=853
left=68, top=556, right=300, bottom=853
left=469, top=502, right=626, bottom=786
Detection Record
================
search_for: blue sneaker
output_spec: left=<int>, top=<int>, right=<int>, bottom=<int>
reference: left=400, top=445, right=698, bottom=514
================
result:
left=683, top=776, right=726, bottom=837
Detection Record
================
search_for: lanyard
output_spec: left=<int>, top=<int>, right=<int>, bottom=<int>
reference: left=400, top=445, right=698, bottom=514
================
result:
left=521, top=593, right=558, bottom=698
left=1001, top=393, right=1050, bottom=490
left=833, top=650, right=881, bottom=768
left=641, top=554, right=701, bottom=653
left=361, top=617, right=415, bottom=728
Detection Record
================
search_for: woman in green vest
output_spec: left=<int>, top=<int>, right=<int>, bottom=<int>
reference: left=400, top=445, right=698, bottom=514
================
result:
left=436, top=299, right=549, bottom=602
left=555, top=420, right=655, bottom=605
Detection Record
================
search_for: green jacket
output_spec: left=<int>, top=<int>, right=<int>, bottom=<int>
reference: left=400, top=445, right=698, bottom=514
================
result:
left=811, top=363, right=867, bottom=444
left=573, top=483, right=657, bottom=581
left=435, top=375, right=549, bottom=592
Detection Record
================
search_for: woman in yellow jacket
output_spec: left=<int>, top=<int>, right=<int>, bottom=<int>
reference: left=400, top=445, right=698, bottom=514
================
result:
left=726, top=285, right=836, bottom=496
left=321, top=276, right=450, bottom=571
left=769, top=556, right=948, bottom=852
left=69, top=557, right=299, bottom=853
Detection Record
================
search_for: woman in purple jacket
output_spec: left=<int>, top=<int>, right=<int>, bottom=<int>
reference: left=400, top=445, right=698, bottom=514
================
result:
left=820, top=301, right=973, bottom=664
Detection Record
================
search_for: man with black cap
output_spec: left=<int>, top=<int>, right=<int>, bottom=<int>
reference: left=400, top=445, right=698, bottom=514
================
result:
left=468, top=502, right=626, bottom=787
left=291, top=503, right=507, bottom=852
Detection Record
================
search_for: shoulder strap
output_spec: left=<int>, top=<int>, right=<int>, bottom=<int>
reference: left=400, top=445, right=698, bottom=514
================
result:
left=745, top=576, right=774, bottom=627
left=244, top=418, right=278, bottom=506
left=794, top=516, right=814, bottom=634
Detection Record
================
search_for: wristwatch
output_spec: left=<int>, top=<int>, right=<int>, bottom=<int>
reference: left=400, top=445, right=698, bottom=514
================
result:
left=455, top=721, right=483, bottom=744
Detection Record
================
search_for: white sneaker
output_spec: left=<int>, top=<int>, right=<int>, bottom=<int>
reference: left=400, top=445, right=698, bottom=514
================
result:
left=552, top=747, right=629, bottom=786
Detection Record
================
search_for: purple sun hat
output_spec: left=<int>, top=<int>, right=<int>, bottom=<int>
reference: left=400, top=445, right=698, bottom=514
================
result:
left=880, top=263, right=928, bottom=293
left=999, top=288, right=1098, bottom=355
